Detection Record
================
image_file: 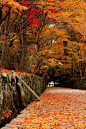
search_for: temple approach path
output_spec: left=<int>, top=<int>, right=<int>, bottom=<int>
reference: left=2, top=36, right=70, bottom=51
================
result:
left=1, top=87, right=86, bottom=129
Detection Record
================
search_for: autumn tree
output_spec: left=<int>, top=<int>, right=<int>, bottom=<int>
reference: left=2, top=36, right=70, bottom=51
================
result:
left=0, top=0, right=28, bottom=69
left=0, top=0, right=86, bottom=79
left=0, top=0, right=45, bottom=71
left=31, top=0, right=86, bottom=79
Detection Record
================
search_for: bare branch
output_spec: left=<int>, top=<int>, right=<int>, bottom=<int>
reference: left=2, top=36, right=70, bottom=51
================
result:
left=0, top=7, right=11, bottom=25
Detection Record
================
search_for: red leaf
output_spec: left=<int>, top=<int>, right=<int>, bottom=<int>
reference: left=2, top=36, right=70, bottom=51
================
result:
left=34, top=31, right=38, bottom=34
left=28, top=49, right=36, bottom=53
left=51, top=18, right=57, bottom=22
left=51, top=9, right=59, bottom=13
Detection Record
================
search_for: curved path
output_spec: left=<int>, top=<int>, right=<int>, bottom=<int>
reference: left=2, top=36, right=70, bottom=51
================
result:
left=2, top=87, right=86, bottom=129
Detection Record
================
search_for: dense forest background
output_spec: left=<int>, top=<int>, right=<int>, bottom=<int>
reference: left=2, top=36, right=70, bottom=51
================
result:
left=0, top=0, right=86, bottom=81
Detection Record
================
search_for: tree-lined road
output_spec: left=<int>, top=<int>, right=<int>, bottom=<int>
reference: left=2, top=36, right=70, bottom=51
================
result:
left=2, top=87, right=86, bottom=129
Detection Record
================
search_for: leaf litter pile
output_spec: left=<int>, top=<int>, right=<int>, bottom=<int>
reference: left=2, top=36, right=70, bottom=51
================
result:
left=4, top=88, right=86, bottom=129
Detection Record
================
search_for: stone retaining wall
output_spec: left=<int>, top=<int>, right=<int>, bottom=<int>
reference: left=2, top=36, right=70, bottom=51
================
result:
left=0, top=72, right=45, bottom=127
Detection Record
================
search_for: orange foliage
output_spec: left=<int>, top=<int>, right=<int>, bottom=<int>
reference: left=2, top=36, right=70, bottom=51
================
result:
left=0, top=0, right=27, bottom=11
left=0, top=68, right=31, bottom=75
left=1, top=107, right=13, bottom=121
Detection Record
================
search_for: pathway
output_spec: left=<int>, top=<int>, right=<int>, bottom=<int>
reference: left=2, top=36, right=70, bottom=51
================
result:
left=1, top=87, right=86, bottom=129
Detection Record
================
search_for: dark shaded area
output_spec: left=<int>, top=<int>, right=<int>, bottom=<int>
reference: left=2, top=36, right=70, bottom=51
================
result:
left=45, top=66, right=86, bottom=90
left=0, top=10, right=2, bottom=20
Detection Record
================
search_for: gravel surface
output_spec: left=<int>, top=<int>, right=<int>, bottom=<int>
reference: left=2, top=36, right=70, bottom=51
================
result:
left=46, top=88, right=86, bottom=93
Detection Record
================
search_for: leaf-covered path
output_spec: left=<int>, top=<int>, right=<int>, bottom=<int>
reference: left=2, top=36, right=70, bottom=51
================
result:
left=2, top=87, right=86, bottom=129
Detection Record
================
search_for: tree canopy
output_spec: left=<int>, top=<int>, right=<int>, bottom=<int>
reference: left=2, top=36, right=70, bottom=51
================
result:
left=0, top=0, right=86, bottom=79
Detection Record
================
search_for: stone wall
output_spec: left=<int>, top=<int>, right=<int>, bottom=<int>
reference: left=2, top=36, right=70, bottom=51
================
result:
left=0, top=72, right=45, bottom=127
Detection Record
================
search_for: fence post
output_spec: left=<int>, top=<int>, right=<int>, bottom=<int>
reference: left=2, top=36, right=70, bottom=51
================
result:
left=16, top=76, right=22, bottom=110
left=12, top=70, right=40, bottom=101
